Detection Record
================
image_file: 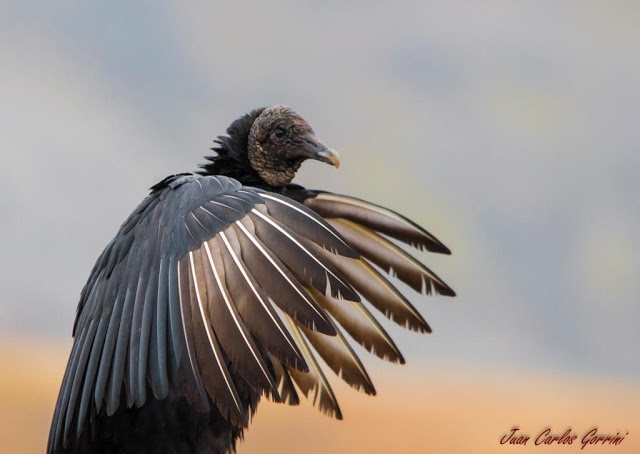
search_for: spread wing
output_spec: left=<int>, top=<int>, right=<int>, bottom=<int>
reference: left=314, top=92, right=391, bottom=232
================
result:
left=49, top=174, right=454, bottom=453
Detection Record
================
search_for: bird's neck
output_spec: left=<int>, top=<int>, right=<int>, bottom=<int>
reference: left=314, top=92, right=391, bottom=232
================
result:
left=199, top=108, right=268, bottom=187
left=199, top=140, right=263, bottom=185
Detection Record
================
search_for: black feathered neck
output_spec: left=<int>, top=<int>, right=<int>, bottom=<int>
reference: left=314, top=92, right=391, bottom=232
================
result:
left=198, top=107, right=270, bottom=188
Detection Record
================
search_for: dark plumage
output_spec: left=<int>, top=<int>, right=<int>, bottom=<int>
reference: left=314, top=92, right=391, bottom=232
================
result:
left=48, top=105, right=455, bottom=454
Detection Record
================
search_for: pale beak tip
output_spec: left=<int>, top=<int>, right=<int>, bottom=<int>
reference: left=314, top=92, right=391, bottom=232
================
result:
left=331, top=150, right=341, bottom=169
left=317, top=148, right=341, bottom=169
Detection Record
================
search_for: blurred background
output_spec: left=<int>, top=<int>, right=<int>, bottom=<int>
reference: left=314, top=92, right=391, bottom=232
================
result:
left=1, top=1, right=639, bottom=453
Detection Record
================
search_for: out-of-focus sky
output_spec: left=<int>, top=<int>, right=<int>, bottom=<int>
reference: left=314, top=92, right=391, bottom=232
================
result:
left=1, top=0, right=639, bottom=387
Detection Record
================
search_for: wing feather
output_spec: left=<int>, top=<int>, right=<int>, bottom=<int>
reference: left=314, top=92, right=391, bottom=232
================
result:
left=258, top=191, right=357, bottom=258
left=232, top=218, right=335, bottom=335
left=329, top=218, right=455, bottom=296
left=299, top=311, right=376, bottom=396
left=148, top=258, right=169, bottom=399
left=285, top=318, right=342, bottom=419
left=218, top=228, right=307, bottom=370
left=93, top=264, right=128, bottom=413
left=107, top=282, right=136, bottom=415
left=303, top=192, right=451, bottom=254
left=176, top=258, right=210, bottom=412
left=50, top=175, right=455, bottom=453
left=166, top=257, right=184, bottom=369
left=197, top=242, right=279, bottom=397
left=316, top=245, right=430, bottom=333
left=306, top=285, right=405, bottom=364
left=50, top=334, right=82, bottom=451
left=136, top=259, right=159, bottom=406
left=60, top=319, right=94, bottom=447
left=184, top=252, right=246, bottom=424
left=269, top=356, right=300, bottom=406
left=75, top=314, right=108, bottom=436
left=249, top=208, right=360, bottom=301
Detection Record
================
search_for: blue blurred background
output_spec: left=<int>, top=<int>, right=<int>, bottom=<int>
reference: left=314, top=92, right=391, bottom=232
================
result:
left=1, top=0, right=639, bottom=413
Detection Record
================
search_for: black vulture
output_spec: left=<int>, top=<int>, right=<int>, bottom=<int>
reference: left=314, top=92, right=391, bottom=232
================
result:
left=48, top=105, right=455, bottom=454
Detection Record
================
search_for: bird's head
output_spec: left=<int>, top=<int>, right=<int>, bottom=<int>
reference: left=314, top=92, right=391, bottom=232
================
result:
left=203, top=106, right=340, bottom=188
left=247, top=106, right=340, bottom=187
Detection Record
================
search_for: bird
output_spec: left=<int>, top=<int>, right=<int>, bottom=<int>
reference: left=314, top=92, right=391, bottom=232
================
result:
left=48, top=105, right=455, bottom=454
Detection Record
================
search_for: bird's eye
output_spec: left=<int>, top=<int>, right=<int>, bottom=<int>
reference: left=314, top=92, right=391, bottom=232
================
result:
left=274, top=127, right=286, bottom=138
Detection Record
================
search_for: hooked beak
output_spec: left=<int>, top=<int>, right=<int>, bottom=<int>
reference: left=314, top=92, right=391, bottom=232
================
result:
left=301, top=135, right=341, bottom=169
left=315, top=146, right=341, bottom=169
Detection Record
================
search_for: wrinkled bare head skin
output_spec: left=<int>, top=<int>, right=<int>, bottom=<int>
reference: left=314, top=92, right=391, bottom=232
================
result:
left=247, top=105, right=340, bottom=187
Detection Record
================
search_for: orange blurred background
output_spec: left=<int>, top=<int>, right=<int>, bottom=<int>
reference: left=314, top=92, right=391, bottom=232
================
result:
left=2, top=336, right=637, bottom=454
